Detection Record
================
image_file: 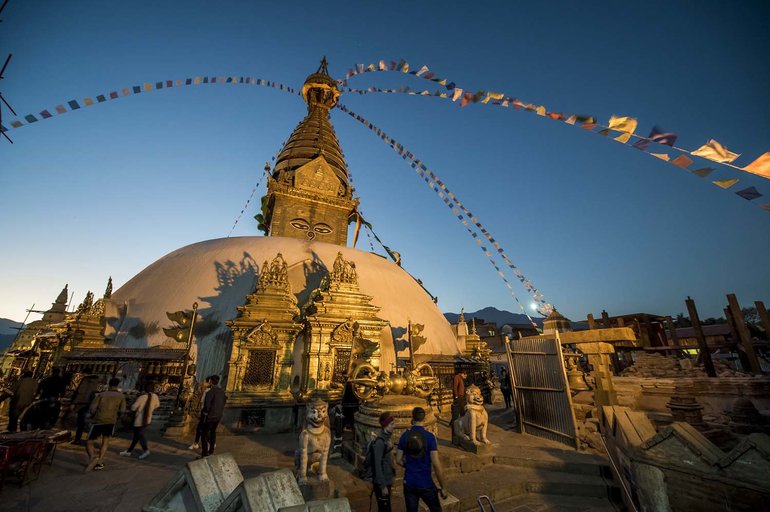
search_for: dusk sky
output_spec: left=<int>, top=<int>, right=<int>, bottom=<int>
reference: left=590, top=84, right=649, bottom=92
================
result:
left=1, top=1, right=768, bottom=325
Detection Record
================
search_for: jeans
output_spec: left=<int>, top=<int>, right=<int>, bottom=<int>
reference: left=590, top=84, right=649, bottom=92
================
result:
left=373, top=484, right=392, bottom=512
left=200, top=419, right=220, bottom=456
left=404, top=483, right=442, bottom=512
left=128, top=426, right=148, bottom=452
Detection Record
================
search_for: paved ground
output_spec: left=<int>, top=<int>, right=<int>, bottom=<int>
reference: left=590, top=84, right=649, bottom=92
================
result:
left=0, top=404, right=617, bottom=512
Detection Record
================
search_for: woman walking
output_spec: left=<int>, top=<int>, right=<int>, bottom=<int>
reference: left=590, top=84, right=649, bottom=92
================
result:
left=120, top=383, right=160, bottom=460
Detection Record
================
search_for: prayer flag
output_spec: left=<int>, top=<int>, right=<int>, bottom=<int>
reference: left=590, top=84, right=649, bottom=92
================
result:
left=96, top=95, right=106, bottom=102
left=691, top=167, right=714, bottom=178
left=203, top=77, right=209, bottom=83
left=713, top=178, right=739, bottom=189
left=633, top=126, right=678, bottom=150
left=194, top=76, right=201, bottom=84
left=735, top=186, right=762, bottom=200
left=452, top=88, right=464, bottom=101
left=186, top=78, right=192, bottom=85
left=167, top=80, right=173, bottom=87
left=11, top=120, right=22, bottom=128
left=446, top=82, right=456, bottom=90
left=460, top=92, right=473, bottom=107
left=0, top=124, right=6, bottom=132
left=671, top=155, right=693, bottom=169
left=133, top=85, right=141, bottom=93
left=691, top=139, right=740, bottom=163
left=84, top=98, right=94, bottom=106
left=608, top=115, right=638, bottom=143
left=651, top=153, right=670, bottom=161
left=123, top=88, right=130, bottom=95
left=547, top=112, right=564, bottom=120
left=565, top=115, right=577, bottom=125
left=535, top=106, right=546, bottom=116
left=40, top=110, right=52, bottom=119
left=390, top=61, right=397, bottom=70
left=68, top=100, right=80, bottom=109
left=482, top=92, right=504, bottom=104
left=472, top=91, right=484, bottom=103
left=24, top=114, right=38, bottom=123
left=110, top=91, right=118, bottom=99
left=177, top=80, right=183, bottom=86
left=367, top=64, right=375, bottom=71
left=424, top=72, right=435, bottom=79
left=598, top=129, right=610, bottom=136
left=761, top=204, right=770, bottom=212
left=378, top=60, right=387, bottom=70
left=416, top=65, right=429, bottom=76
left=55, top=105, right=66, bottom=114
left=742, top=152, right=770, bottom=179
left=144, top=83, right=153, bottom=91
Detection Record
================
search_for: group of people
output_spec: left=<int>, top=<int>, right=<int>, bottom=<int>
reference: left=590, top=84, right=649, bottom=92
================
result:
left=367, top=406, right=448, bottom=512
left=2, top=368, right=67, bottom=432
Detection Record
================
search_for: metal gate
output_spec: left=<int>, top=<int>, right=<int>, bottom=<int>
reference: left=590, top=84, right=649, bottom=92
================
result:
left=504, top=333, right=578, bottom=449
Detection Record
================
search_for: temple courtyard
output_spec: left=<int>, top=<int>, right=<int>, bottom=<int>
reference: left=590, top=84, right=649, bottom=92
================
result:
left=0, top=404, right=619, bottom=512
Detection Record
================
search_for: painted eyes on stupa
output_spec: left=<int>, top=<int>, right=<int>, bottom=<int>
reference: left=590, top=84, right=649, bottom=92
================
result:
left=290, top=218, right=334, bottom=239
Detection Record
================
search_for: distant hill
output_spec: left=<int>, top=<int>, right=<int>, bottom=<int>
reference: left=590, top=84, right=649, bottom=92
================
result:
left=0, top=318, right=22, bottom=352
left=444, top=307, right=544, bottom=326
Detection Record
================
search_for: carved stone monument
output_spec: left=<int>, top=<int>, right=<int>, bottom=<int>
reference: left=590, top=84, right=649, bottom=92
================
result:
left=295, top=398, right=333, bottom=501
left=452, top=384, right=491, bottom=453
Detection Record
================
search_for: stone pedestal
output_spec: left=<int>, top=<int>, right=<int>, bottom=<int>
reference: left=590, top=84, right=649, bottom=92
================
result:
left=353, top=395, right=436, bottom=463
left=451, top=436, right=491, bottom=455
left=298, top=479, right=334, bottom=502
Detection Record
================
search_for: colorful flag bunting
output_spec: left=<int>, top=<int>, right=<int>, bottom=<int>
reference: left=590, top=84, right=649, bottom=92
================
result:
left=110, top=91, right=118, bottom=99
left=55, top=105, right=66, bottom=114
left=40, top=110, right=52, bottom=119
left=735, top=186, right=762, bottom=200
left=68, top=100, right=80, bottom=109
left=633, top=126, right=678, bottom=150
left=96, top=95, right=106, bottom=102
left=651, top=153, right=670, bottom=161
left=24, top=114, right=37, bottom=123
left=691, top=139, right=740, bottom=164
left=608, top=115, right=637, bottom=143
left=84, top=98, right=94, bottom=106
left=742, top=152, right=770, bottom=180
left=713, top=178, right=739, bottom=189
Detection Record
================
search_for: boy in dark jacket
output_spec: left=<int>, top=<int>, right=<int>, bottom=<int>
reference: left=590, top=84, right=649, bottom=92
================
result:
left=372, top=412, right=396, bottom=512
left=200, top=374, right=226, bottom=457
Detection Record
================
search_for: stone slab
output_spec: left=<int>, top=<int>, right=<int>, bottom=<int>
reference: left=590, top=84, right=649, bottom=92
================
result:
left=278, top=498, right=351, bottom=512
left=452, top=435, right=492, bottom=455
left=216, top=468, right=304, bottom=512
left=145, top=453, right=243, bottom=512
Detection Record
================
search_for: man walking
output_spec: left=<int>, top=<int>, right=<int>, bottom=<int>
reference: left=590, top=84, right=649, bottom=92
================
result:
left=200, top=374, right=226, bottom=458
left=371, top=412, right=396, bottom=512
left=84, top=377, right=126, bottom=472
left=396, top=407, right=448, bottom=512
left=120, top=382, right=160, bottom=460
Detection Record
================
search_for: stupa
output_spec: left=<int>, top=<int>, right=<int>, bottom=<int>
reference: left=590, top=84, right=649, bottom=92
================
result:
left=101, top=59, right=463, bottom=431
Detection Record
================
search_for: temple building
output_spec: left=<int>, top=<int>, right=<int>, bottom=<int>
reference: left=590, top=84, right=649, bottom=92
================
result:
left=96, top=60, right=468, bottom=430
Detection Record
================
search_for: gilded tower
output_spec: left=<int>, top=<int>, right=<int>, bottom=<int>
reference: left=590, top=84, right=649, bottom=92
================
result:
left=262, top=58, right=358, bottom=246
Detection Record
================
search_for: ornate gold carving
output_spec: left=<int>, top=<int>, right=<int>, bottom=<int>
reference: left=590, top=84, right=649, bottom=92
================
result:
left=246, top=321, right=279, bottom=347
left=257, top=253, right=290, bottom=293
left=331, top=319, right=356, bottom=346
left=294, top=157, right=340, bottom=197
left=76, top=291, right=94, bottom=316
left=328, top=252, right=357, bottom=287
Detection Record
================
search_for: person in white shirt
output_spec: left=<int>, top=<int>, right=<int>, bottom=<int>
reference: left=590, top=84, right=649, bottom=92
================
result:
left=119, top=382, right=160, bottom=460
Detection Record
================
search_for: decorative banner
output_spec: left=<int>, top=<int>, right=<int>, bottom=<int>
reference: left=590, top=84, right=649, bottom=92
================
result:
left=336, top=101, right=549, bottom=327
left=1, top=76, right=302, bottom=133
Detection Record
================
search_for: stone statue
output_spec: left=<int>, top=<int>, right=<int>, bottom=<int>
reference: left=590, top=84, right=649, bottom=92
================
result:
left=295, top=398, right=331, bottom=484
left=453, top=384, right=490, bottom=446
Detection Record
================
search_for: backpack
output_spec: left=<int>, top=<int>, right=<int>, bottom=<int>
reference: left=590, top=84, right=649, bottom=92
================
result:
left=360, top=437, right=384, bottom=480
left=405, top=428, right=426, bottom=459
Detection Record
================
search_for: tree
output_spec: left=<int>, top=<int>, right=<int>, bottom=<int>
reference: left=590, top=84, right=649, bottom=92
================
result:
left=674, top=313, right=691, bottom=328
left=742, top=307, right=759, bottom=325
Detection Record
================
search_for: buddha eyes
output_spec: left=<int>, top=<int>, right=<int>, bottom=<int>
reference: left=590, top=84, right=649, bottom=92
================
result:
left=290, top=219, right=334, bottom=238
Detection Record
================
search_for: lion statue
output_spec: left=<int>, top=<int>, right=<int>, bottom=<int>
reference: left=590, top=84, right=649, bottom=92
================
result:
left=452, top=384, right=490, bottom=446
left=295, top=398, right=331, bottom=484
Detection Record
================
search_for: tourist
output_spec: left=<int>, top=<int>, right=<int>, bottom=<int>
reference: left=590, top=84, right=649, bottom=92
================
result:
left=199, top=374, right=226, bottom=458
left=450, top=369, right=467, bottom=429
left=371, top=412, right=396, bottom=512
left=189, top=376, right=211, bottom=450
left=38, top=368, right=66, bottom=400
left=84, top=377, right=126, bottom=472
left=395, top=407, right=448, bottom=512
left=119, top=382, right=160, bottom=460
left=70, top=374, right=100, bottom=445
left=499, top=368, right=513, bottom=409
left=8, top=371, right=38, bottom=432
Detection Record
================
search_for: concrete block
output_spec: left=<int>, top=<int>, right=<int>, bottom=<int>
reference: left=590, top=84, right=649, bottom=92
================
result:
left=216, top=468, right=304, bottom=512
left=144, top=453, right=244, bottom=512
left=278, top=498, right=351, bottom=512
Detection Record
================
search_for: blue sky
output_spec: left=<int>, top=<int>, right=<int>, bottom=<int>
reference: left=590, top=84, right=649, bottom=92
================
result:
left=1, top=1, right=768, bottom=324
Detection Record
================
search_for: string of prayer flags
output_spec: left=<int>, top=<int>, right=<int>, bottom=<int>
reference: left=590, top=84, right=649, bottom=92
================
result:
left=671, top=155, right=694, bottom=169
left=336, top=101, right=549, bottom=325
left=691, top=168, right=714, bottom=178
left=5, top=75, right=302, bottom=132
left=735, top=186, right=762, bottom=201
left=691, top=139, right=740, bottom=164
left=227, top=168, right=269, bottom=237
left=742, top=152, right=770, bottom=179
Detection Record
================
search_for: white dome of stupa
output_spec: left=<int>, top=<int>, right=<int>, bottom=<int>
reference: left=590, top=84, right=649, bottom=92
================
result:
left=106, top=236, right=460, bottom=382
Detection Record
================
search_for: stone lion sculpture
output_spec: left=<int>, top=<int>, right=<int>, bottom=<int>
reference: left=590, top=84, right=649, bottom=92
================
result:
left=452, top=384, right=490, bottom=446
left=295, top=398, right=331, bottom=484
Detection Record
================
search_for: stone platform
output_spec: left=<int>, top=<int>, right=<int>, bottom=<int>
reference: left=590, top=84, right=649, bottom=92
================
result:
left=0, top=403, right=620, bottom=512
